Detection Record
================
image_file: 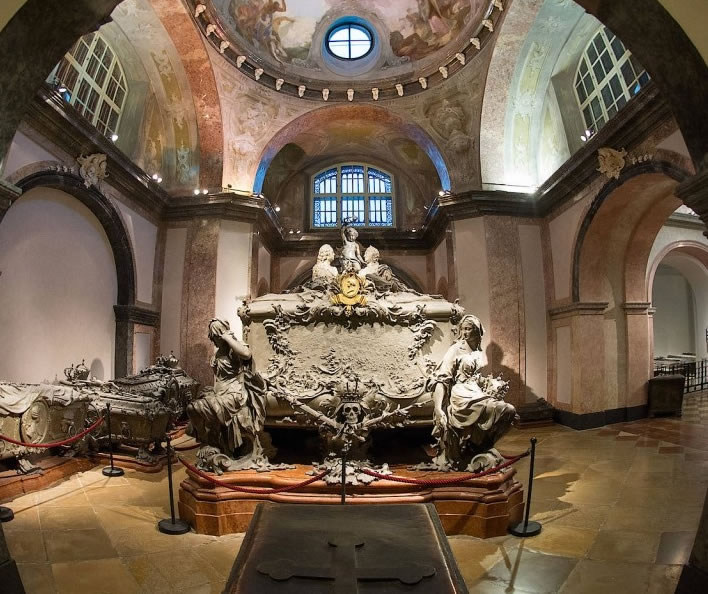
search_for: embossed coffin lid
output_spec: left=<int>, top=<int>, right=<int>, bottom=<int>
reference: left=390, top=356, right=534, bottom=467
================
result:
left=225, top=503, right=468, bottom=594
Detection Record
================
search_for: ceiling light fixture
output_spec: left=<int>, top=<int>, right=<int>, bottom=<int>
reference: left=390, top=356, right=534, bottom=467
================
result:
left=202, top=189, right=209, bottom=195
left=274, top=205, right=281, bottom=212
left=111, top=134, right=119, bottom=142
left=194, top=189, right=201, bottom=195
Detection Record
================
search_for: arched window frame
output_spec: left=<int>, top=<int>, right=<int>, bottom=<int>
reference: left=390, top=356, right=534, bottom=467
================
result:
left=574, top=26, right=650, bottom=133
left=311, top=164, right=395, bottom=229
left=54, top=32, right=128, bottom=138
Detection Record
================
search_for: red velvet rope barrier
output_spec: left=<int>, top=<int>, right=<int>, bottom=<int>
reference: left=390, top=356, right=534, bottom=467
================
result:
left=360, top=451, right=529, bottom=486
left=0, top=416, right=105, bottom=449
left=179, top=457, right=331, bottom=494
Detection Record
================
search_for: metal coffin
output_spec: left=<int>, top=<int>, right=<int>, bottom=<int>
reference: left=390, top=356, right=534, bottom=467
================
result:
left=89, top=391, right=170, bottom=448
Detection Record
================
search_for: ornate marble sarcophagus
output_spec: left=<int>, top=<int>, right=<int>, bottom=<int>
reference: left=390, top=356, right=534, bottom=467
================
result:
left=238, top=235, right=463, bottom=428
left=85, top=389, right=171, bottom=456
left=0, top=383, right=92, bottom=471
left=109, top=354, right=200, bottom=423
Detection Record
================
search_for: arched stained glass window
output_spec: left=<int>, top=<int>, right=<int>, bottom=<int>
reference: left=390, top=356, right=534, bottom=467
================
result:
left=55, top=32, right=128, bottom=138
left=574, top=26, right=650, bottom=133
left=312, top=164, right=394, bottom=229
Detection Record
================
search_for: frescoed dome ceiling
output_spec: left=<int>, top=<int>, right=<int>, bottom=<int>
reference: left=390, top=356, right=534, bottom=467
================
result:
left=194, top=0, right=501, bottom=100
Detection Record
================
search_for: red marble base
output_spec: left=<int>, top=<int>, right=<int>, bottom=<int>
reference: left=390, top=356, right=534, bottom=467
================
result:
left=0, top=456, right=96, bottom=503
left=178, top=464, right=524, bottom=538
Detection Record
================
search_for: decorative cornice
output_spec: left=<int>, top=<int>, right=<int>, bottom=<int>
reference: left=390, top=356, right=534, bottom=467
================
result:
left=25, top=85, right=170, bottom=218
left=113, top=305, right=160, bottom=327
left=549, top=302, right=608, bottom=319
left=665, top=212, right=705, bottom=231
left=536, top=83, right=670, bottom=216
left=622, top=302, right=652, bottom=314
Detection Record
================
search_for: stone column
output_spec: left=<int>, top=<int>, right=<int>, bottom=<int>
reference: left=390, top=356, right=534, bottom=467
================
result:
left=622, top=302, right=653, bottom=412
left=549, top=303, right=609, bottom=429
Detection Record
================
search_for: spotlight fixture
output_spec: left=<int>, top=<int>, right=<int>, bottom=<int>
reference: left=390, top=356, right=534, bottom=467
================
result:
left=411, top=228, right=417, bottom=233
left=289, top=229, right=294, bottom=234
left=111, top=134, right=119, bottom=142
left=57, top=85, right=67, bottom=94
left=438, top=190, right=445, bottom=196
left=157, top=177, right=162, bottom=183
left=194, top=189, right=201, bottom=195
left=202, top=189, right=208, bottom=195
left=152, top=173, right=159, bottom=180
left=274, top=205, right=281, bottom=212
left=580, top=128, right=595, bottom=142
left=296, top=229, right=301, bottom=234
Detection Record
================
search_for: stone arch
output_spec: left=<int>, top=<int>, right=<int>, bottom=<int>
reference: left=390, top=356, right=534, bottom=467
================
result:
left=253, top=104, right=451, bottom=194
left=10, top=170, right=136, bottom=305
left=647, top=241, right=708, bottom=304
left=572, top=160, right=689, bottom=303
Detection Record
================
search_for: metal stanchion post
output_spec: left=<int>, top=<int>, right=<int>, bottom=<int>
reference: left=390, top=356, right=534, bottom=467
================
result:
left=102, top=403, right=124, bottom=477
left=158, top=432, right=190, bottom=535
left=340, top=449, right=347, bottom=505
left=509, top=437, right=542, bottom=537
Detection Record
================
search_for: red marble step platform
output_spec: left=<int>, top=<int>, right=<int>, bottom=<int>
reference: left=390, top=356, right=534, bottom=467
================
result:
left=178, top=464, right=524, bottom=538
left=87, top=450, right=176, bottom=473
left=0, top=456, right=96, bottom=503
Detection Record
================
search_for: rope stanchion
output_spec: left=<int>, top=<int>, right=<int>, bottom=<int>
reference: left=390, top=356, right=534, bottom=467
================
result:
left=158, top=433, right=190, bottom=535
left=360, top=451, right=529, bottom=487
left=0, top=416, right=104, bottom=449
left=179, top=457, right=330, bottom=495
left=509, top=437, right=542, bottom=537
left=102, top=403, right=124, bottom=477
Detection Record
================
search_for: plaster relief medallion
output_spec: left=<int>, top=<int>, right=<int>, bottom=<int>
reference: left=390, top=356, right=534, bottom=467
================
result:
left=76, top=153, right=108, bottom=188
left=425, top=97, right=471, bottom=153
left=597, top=147, right=627, bottom=179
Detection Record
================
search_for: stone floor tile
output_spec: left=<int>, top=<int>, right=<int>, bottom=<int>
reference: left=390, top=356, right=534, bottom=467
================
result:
left=192, top=535, right=246, bottom=579
left=522, top=524, right=597, bottom=558
left=52, top=558, right=141, bottom=594
left=448, top=537, right=519, bottom=585
left=472, top=547, right=577, bottom=594
left=16, top=562, right=55, bottom=594
left=84, top=484, right=148, bottom=507
left=587, top=529, right=661, bottom=564
left=6, top=530, right=47, bottom=563
left=34, top=487, right=89, bottom=507
left=560, top=560, right=652, bottom=593
left=535, top=503, right=610, bottom=530
left=2, top=505, right=40, bottom=532
left=654, top=531, right=696, bottom=565
left=44, top=527, right=118, bottom=562
left=39, top=505, right=101, bottom=531
left=647, top=563, right=683, bottom=594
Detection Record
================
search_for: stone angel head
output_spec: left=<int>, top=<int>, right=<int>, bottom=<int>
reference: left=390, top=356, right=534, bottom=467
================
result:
left=364, top=245, right=380, bottom=264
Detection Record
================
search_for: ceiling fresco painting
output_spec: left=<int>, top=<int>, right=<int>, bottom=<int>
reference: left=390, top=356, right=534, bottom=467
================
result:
left=225, top=0, right=480, bottom=65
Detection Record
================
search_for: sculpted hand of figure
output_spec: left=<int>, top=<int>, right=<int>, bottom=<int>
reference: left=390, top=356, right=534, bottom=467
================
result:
left=187, top=318, right=284, bottom=473
left=425, top=314, right=517, bottom=471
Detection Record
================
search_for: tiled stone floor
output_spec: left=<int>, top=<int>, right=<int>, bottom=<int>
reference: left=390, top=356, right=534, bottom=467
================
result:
left=3, top=392, right=708, bottom=593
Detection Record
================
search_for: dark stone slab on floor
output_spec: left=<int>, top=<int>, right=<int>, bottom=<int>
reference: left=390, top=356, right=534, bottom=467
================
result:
left=225, top=503, right=468, bottom=593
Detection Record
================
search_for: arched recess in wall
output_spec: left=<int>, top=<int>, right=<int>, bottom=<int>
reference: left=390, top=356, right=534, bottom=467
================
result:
left=0, top=170, right=137, bottom=380
left=572, top=161, right=689, bottom=303
left=647, top=242, right=708, bottom=360
left=570, top=160, right=691, bottom=411
left=252, top=104, right=451, bottom=195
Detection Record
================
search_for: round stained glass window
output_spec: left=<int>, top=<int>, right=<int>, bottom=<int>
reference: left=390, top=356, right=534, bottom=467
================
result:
left=326, top=23, right=373, bottom=60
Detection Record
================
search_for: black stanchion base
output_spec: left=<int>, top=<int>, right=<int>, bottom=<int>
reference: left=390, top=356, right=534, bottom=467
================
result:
left=102, top=466, right=125, bottom=477
left=158, top=518, right=190, bottom=535
left=0, top=506, right=15, bottom=522
left=509, top=520, right=542, bottom=537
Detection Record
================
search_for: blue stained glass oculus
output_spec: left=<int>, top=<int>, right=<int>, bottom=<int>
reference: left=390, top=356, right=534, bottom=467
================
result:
left=326, top=24, right=373, bottom=60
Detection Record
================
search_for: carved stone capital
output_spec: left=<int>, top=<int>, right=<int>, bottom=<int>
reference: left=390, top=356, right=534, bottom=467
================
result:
left=549, top=302, right=609, bottom=320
